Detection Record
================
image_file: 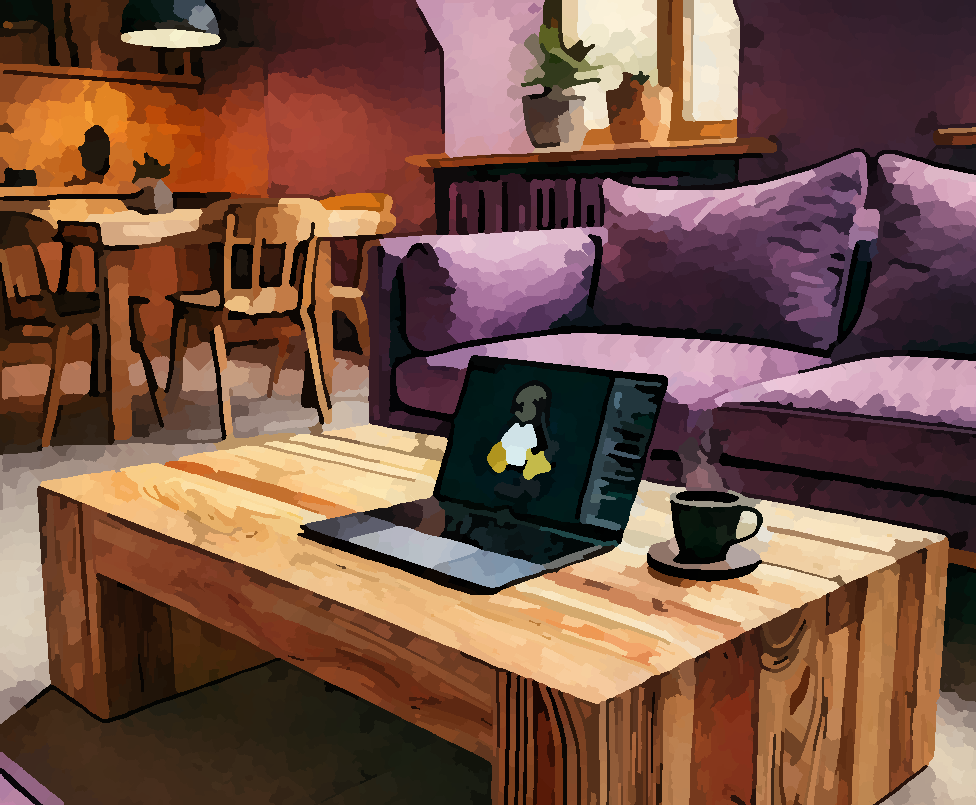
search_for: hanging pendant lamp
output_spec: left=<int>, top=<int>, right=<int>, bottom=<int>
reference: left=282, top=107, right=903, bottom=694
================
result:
left=120, top=0, right=220, bottom=48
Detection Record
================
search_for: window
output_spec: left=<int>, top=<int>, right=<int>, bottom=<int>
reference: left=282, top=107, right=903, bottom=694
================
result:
left=563, top=0, right=740, bottom=140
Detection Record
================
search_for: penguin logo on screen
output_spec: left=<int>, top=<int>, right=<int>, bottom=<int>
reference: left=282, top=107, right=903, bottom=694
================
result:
left=486, top=383, right=553, bottom=480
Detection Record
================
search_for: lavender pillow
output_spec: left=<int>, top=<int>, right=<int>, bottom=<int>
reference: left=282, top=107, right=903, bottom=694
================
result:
left=396, top=229, right=602, bottom=353
left=594, top=151, right=876, bottom=351
left=832, top=154, right=976, bottom=360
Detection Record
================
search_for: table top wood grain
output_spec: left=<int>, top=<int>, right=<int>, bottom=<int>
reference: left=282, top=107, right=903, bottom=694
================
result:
left=40, top=424, right=944, bottom=704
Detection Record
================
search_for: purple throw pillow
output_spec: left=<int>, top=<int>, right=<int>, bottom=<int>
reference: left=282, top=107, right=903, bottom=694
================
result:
left=831, top=153, right=976, bottom=360
left=595, top=151, right=876, bottom=351
left=397, top=230, right=602, bottom=353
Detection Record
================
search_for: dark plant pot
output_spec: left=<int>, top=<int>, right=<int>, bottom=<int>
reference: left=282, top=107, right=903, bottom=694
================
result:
left=523, top=88, right=584, bottom=149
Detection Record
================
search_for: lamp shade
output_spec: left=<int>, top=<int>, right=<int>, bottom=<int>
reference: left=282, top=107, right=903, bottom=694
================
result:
left=120, top=0, right=219, bottom=48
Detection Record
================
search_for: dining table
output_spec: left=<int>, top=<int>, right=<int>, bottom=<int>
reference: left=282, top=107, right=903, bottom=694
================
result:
left=1, top=189, right=396, bottom=442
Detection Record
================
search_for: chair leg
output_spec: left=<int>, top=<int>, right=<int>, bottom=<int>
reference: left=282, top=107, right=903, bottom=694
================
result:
left=267, top=335, right=294, bottom=398
left=210, top=313, right=234, bottom=440
left=41, top=325, right=69, bottom=448
left=137, top=347, right=165, bottom=429
left=300, top=307, right=333, bottom=424
left=165, top=308, right=188, bottom=394
left=162, top=307, right=190, bottom=418
left=354, top=299, right=369, bottom=361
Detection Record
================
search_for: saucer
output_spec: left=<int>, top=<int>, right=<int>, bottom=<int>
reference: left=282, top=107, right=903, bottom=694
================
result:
left=646, top=538, right=762, bottom=581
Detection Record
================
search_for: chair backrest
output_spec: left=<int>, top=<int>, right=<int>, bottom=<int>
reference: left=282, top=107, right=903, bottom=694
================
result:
left=0, top=214, right=68, bottom=331
left=320, top=192, right=393, bottom=214
left=221, top=202, right=314, bottom=312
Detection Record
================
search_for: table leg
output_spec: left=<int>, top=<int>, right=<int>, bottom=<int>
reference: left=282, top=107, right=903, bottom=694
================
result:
left=39, top=490, right=272, bottom=719
left=104, top=250, right=137, bottom=442
left=493, top=545, right=948, bottom=805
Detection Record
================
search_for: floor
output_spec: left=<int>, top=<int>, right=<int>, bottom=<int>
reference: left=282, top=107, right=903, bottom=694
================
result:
left=1, top=349, right=974, bottom=803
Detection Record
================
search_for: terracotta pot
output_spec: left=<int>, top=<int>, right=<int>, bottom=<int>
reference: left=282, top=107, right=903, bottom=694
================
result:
left=523, top=88, right=586, bottom=149
left=583, top=76, right=672, bottom=147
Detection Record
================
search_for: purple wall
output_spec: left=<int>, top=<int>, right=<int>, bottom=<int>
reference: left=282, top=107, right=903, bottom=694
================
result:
left=738, top=0, right=976, bottom=179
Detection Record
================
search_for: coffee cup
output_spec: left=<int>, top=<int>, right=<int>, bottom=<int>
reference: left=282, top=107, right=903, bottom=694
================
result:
left=669, top=490, right=763, bottom=565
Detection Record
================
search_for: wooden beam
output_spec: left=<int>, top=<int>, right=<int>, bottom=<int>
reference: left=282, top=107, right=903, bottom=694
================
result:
left=0, top=62, right=202, bottom=88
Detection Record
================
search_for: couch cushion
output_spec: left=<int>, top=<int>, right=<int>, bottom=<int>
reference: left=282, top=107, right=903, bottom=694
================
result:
left=712, top=356, right=976, bottom=498
left=595, top=151, right=876, bottom=351
left=715, top=355, right=976, bottom=428
left=384, top=229, right=603, bottom=353
left=832, top=154, right=976, bottom=360
left=394, top=334, right=829, bottom=473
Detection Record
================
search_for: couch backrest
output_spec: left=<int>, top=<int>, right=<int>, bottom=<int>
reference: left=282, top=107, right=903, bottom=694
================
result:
left=593, top=150, right=877, bottom=353
left=831, top=152, right=976, bottom=361
left=375, top=229, right=605, bottom=354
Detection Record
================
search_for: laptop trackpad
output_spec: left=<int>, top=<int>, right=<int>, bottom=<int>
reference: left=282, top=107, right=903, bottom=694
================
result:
left=303, top=513, right=545, bottom=592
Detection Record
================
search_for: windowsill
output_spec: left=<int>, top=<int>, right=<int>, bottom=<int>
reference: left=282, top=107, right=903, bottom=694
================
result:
left=934, top=128, right=976, bottom=147
left=0, top=62, right=201, bottom=88
left=406, top=137, right=777, bottom=169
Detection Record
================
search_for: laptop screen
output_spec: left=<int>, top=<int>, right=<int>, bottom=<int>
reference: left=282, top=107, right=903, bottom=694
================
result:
left=434, top=357, right=668, bottom=538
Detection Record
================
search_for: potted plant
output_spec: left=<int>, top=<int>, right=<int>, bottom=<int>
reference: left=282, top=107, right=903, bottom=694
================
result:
left=130, top=152, right=174, bottom=214
left=522, top=21, right=601, bottom=149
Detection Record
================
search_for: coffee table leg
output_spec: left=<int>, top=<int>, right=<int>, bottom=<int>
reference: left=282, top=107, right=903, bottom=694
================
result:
left=494, top=669, right=689, bottom=805
left=40, top=491, right=272, bottom=719
left=492, top=545, right=947, bottom=805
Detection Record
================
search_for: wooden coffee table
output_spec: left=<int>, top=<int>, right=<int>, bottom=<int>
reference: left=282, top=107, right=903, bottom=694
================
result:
left=38, top=425, right=948, bottom=805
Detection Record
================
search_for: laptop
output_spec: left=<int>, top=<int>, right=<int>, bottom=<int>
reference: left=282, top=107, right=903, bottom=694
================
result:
left=300, top=357, right=668, bottom=593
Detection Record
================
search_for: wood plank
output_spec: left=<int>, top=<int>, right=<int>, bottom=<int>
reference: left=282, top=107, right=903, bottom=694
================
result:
left=88, top=509, right=495, bottom=759
left=852, top=564, right=900, bottom=805
left=657, top=660, right=695, bottom=805
left=913, top=541, right=949, bottom=773
left=494, top=672, right=604, bottom=805
left=168, top=445, right=435, bottom=512
left=39, top=491, right=101, bottom=714
left=165, top=459, right=357, bottom=519
left=755, top=600, right=828, bottom=805
left=263, top=440, right=426, bottom=480
left=632, top=482, right=944, bottom=560
left=690, top=636, right=758, bottom=805
left=890, top=551, right=925, bottom=789
left=278, top=433, right=442, bottom=476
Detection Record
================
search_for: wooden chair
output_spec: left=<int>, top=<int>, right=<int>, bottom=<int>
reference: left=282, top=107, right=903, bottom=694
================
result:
left=314, top=193, right=394, bottom=366
left=164, top=202, right=332, bottom=439
left=321, top=236, right=375, bottom=362
left=0, top=213, right=104, bottom=447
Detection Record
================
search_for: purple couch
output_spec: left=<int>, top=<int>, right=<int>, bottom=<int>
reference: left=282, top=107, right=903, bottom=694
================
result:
left=367, top=149, right=975, bottom=553
left=710, top=153, right=976, bottom=553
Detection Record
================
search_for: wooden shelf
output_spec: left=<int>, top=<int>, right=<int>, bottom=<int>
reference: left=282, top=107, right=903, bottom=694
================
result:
left=0, top=185, right=142, bottom=200
left=934, top=127, right=976, bottom=147
left=407, top=137, right=776, bottom=169
left=0, top=62, right=201, bottom=88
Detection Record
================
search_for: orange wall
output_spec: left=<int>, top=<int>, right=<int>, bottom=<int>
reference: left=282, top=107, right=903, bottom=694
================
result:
left=0, top=74, right=204, bottom=187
